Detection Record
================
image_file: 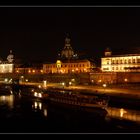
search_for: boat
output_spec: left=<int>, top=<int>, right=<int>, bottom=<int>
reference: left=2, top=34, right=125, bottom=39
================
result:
left=44, top=90, right=109, bottom=116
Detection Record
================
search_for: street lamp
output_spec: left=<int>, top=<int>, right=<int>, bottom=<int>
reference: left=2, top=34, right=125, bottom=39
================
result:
left=103, top=83, right=107, bottom=92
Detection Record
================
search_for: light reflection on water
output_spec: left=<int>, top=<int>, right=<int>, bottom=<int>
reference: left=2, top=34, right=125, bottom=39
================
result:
left=32, top=101, right=48, bottom=118
left=106, top=107, right=140, bottom=123
left=0, top=95, right=14, bottom=108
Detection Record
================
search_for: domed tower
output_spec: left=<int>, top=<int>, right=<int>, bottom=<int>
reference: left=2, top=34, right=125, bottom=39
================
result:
left=61, top=34, right=75, bottom=60
left=104, top=47, right=112, bottom=57
left=7, top=50, right=14, bottom=63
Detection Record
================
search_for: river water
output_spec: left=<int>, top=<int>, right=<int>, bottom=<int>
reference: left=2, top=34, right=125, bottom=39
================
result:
left=0, top=91, right=140, bottom=133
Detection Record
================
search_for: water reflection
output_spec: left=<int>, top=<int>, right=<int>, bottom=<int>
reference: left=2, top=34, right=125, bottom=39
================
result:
left=32, top=101, right=48, bottom=118
left=107, top=107, right=140, bottom=123
left=0, top=95, right=14, bottom=108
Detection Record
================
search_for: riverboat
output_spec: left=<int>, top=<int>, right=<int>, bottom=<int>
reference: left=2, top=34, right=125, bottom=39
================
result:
left=44, top=90, right=109, bottom=116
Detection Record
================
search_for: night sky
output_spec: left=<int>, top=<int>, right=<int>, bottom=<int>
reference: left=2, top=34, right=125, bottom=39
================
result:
left=0, top=7, right=140, bottom=65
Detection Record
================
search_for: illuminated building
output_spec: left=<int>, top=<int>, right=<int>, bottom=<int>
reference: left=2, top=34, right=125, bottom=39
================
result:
left=14, top=62, right=43, bottom=74
left=43, top=35, right=95, bottom=74
left=101, top=48, right=140, bottom=72
left=43, top=59, right=93, bottom=74
left=0, top=50, right=14, bottom=73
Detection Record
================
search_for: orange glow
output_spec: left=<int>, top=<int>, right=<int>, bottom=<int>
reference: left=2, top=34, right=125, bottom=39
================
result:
left=16, top=70, right=19, bottom=73
left=28, top=70, right=31, bottom=73
left=40, top=70, right=43, bottom=73
left=32, top=70, right=35, bottom=73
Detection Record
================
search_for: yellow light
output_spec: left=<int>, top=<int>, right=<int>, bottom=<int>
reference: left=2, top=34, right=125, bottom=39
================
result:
left=34, top=92, right=37, bottom=97
left=40, top=70, right=43, bottom=73
left=39, top=102, right=42, bottom=110
left=69, top=81, right=72, bottom=85
left=38, top=93, right=42, bottom=98
left=124, top=78, right=128, bottom=82
left=28, top=70, right=31, bottom=73
left=62, top=82, right=65, bottom=86
left=103, top=84, right=107, bottom=88
left=32, top=70, right=35, bottom=73
left=38, top=85, right=41, bottom=88
left=16, top=70, right=19, bottom=73
left=34, top=101, right=37, bottom=109
left=120, top=108, right=127, bottom=117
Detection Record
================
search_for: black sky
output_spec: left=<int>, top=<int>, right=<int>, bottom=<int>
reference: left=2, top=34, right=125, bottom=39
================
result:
left=0, top=7, right=140, bottom=64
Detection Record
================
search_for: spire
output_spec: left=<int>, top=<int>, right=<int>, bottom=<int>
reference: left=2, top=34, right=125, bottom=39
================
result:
left=10, top=50, right=12, bottom=54
left=105, top=47, right=112, bottom=57
left=7, top=50, right=14, bottom=63
left=60, top=34, right=75, bottom=60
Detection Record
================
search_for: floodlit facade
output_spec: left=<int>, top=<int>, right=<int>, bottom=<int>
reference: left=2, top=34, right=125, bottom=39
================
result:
left=0, top=50, right=14, bottom=73
left=101, top=48, right=140, bottom=72
left=43, top=35, right=95, bottom=74
left=43, top=59, right=93, bottom=74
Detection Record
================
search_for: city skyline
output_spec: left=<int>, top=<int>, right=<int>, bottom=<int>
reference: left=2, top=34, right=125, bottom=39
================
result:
left=0, top=7, right=140, bottom=64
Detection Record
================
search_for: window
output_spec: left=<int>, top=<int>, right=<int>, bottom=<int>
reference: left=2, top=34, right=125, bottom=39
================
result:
left=107, top=61, right=109, bottom=64
left=137, top=59, right=140, bottom=63
left=124, top=60, right=127, bottom=64
left=128, top=59, right=131, bottom=63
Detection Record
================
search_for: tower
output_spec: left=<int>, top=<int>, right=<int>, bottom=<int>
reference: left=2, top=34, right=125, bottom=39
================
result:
left=104, top=47, right=112, bottom=57
left=61, top=34, right=75, bottom=60
left=7, top=50, right=14, bottom=63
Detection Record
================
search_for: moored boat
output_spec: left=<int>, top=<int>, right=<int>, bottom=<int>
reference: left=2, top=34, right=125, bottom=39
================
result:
left=44, top=90, right=109, bottom=116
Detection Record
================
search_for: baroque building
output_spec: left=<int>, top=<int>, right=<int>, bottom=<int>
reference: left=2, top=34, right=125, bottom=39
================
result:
left=43, top=35, right=95, bottom=74
left=101, top=48, right=140, bottom=72
left=0, top=50, right=14, bottom=73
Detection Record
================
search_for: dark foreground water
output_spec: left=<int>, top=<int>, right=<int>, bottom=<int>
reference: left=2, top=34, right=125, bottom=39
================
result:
left=0, top=93, right=140, bottom=133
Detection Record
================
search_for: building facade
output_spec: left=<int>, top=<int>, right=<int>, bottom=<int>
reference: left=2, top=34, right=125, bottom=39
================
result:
left=43, top=35, right=95, bottom=74
left=43, top=59, right=93, bottom=74
left=0, top=50, right=14, bottom=73
left=101, top=48, right=140, bottom=72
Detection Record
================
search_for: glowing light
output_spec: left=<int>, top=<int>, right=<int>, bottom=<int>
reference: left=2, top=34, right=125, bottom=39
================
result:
left=38, top=93, right=42, bottom=98
left=34, top=102, right=37, bottom=109
left=21, top=76, right=24, bottom=78
left=32, top=70, right=35, bottom=73
left=62, top=82, right=65, bottom=86
left=71, top=79, right=75, bottom=82
left=103, top=84, right=107, bottom=88
left=44, top=109, right=48, bottom=117
left=31, top=89, right=34, bottom=92
left=124, top=78, right=128, bottom=82
left=43, top=80, right=47, bottom=88
left=4, top=78, right=8, bottom=82
left=25, top=79, right=28, bottom=82
left=38, top=85, right=41, bottom=88
left=34, top=92, right=37, bottom=97
left=40, top=69, right=43, bottom=73
left=69, top=81, right=72, bottom=85
left=120, top=108, right=127, bottom=118
left=16, top=70, right=19, bottom=73
left=39, top=102, right=42, bottom=110
left=28, top=70, right=31, bottom=73
left=98, top=79, right=102, bottom=83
